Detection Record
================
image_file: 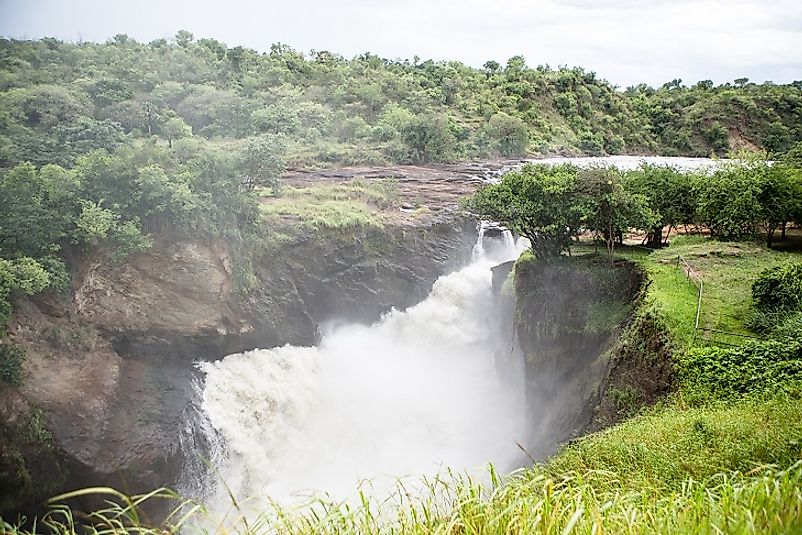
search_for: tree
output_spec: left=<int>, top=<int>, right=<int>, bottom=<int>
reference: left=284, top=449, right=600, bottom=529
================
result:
left=162, top=117, right=192, bottom=148
left=0, top=162, right=78, bottom=257
left=0, top=256, right=51, bottom=339
left=73, top=200, right=117, bottom=245
left=579, top=167, right=656, bottom=257
left=485, top=113, right=529, bottom=156
left=624, top=164, right=697, bottom=247
left=175, top=30, right=194, bottom=47
left=483, top=60, right=501, bottom=75
left=401, top=113, right=455, bottom=164
left=755, top=161, right=802, bottom=247
left=239, top=134, right=286, bottom=194
left=696, top=160, right=762, bottom=240
left=133, top=164, right=199, bottom=231
left=466, top=164, right=586, bottom=260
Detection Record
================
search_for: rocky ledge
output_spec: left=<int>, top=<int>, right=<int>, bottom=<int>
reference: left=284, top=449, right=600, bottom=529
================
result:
left=1, top=161, right=499, bottom=517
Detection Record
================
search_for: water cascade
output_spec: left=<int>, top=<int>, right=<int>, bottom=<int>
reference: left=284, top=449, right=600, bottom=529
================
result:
left=197, top=226, right=528, bottom=509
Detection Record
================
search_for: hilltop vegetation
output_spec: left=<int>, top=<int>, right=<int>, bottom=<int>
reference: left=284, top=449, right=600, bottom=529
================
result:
left=1, top=32, right=801, bottom=172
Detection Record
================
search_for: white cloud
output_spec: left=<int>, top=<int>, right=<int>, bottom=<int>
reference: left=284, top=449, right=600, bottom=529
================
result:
left=0, top=0, right=800, bottom=86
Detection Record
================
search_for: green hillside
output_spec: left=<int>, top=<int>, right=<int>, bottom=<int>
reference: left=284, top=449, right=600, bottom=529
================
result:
left=1, top=32, right=801, bottom=171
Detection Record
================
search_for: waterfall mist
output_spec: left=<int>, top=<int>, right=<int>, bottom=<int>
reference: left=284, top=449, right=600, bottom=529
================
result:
left=197, top=228, right=528, bottom=508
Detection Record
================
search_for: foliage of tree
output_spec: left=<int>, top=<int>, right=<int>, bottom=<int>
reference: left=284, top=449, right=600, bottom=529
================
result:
left=469, top=155, right=802, bottom=262
left=467, top=164, right=586, bottom=259
left=239, top=134, right=286, bottom=193
left=161, top=117, right=192, bottom=148
left=624, top=164, right=698, bottom=246
left=695, top=162, right=762, bottom=240
left=578, top=167, right=656, bottom=256
left=1, top=35, right=799, bottom=172
left=485, top=113, right=529, bottom=157
left=0, top=162, right=78, bottom=258
left=755, top=163, right=802, bottom=247
left=0, top=256, right=53, bottom=339
left=401, top=113, right=455, bottom=164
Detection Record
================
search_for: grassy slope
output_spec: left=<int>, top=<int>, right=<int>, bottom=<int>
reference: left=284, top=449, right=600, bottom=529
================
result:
left=517, top=237, right=802, bottom=533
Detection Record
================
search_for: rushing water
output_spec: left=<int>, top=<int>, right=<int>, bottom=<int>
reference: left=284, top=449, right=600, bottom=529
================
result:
left=198, top=230, right=528, bottom=508
left=194, top=155, right=724, bottom=509
left=529, top=155, right=725, bottom=172
left=477, top=155, right=726, bottom=183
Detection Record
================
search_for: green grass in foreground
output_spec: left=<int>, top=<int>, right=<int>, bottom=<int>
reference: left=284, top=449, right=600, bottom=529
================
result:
left=546, top=397, right=802, bottom=490
left=3, top=461, right=801, bottom=534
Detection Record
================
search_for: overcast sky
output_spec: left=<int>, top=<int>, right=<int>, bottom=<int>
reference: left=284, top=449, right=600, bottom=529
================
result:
left=1, top=0, right=800, bottom=87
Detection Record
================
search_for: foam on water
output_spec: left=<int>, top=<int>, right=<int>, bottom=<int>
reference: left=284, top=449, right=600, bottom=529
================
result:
left=199, top=228, right=528, bottom=508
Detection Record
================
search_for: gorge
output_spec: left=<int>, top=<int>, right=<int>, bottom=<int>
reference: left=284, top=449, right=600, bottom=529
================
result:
left=1, top=156, right=712, bottom=518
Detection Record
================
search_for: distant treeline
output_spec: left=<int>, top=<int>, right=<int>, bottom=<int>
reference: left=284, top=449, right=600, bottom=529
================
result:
left=0, top=32, right=801, bottom=171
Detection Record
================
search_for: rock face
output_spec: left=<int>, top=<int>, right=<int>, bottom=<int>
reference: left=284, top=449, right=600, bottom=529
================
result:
left=512, top=255, right=647, bottom=457
left=0, top=218, right=477, bottom=516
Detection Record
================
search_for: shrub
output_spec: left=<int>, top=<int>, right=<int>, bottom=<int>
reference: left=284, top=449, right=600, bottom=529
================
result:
left=108, top=220, right=152, bottom=262
left=747, top=262, right=802, bottom=332
left=37, top=256, right=70, bottom=292
left=0, top=342, right=25, bottom=386
left=774, top=311, right=802, bottom=340
left=751, top=262, right=802, bottom=314
left=679, top=339, right=802, bottom=400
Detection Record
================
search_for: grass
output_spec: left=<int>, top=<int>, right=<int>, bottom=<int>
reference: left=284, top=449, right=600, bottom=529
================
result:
left=259, top=179, right=398, bottom=231
left=648, top=241, right=794, bottom=341
left=575, top=237, right=802, bottom=348
left=546, top=397, right=802, bottom=490
left=4, top=462, right=801, bottom=534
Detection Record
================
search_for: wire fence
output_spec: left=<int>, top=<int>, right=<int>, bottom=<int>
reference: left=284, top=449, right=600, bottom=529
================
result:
left=657, top=248, right=763, bottom=346
left=577, top=241, right=763, bottom=346
left=671, top=252, right=766, bottom=346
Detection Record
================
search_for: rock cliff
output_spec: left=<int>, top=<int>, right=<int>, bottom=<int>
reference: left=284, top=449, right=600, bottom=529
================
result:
left=0, top=217, right=476, bottom=516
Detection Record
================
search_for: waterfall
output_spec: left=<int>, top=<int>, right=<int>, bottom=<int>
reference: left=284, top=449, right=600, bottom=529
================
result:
left=196, top=226, right=528, bottom=510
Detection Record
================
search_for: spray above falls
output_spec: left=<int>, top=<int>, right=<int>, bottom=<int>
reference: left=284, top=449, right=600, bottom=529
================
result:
left=198, top=226, right=528, bottom=506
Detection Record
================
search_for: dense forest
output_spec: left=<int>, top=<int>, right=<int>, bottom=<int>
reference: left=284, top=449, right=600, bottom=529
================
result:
left=1, top=31, right=802, bottom=171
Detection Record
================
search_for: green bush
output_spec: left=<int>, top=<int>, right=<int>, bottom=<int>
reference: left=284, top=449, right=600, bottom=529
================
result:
left=679, top=339, right=802, bottom=401
left=774, top=311, right=802, bottom=340
left=37, top=256, right=70, bottom=291
left=751, top=262, right=802, bottom=314
left=747, top=262, right=802, bottom=332
left=0, top=342, right=25, bottom=386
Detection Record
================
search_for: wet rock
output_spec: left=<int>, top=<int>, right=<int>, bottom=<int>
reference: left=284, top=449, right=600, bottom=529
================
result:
left=2, top=216, right=478, bottom=515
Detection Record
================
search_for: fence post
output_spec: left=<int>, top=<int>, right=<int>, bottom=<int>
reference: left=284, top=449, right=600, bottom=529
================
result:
left=695, top=280, right=704, bottom=331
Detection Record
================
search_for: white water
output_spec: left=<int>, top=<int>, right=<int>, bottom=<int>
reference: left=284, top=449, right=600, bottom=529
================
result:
left=478, top=155, right=725, bottom=184
left=199, top=232, right=528, bottom=507
left=530, top=155, right=725, bottom=172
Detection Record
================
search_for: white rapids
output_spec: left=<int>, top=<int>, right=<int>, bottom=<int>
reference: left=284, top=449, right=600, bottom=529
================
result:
left=198, top=231, right=528, bottom=507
